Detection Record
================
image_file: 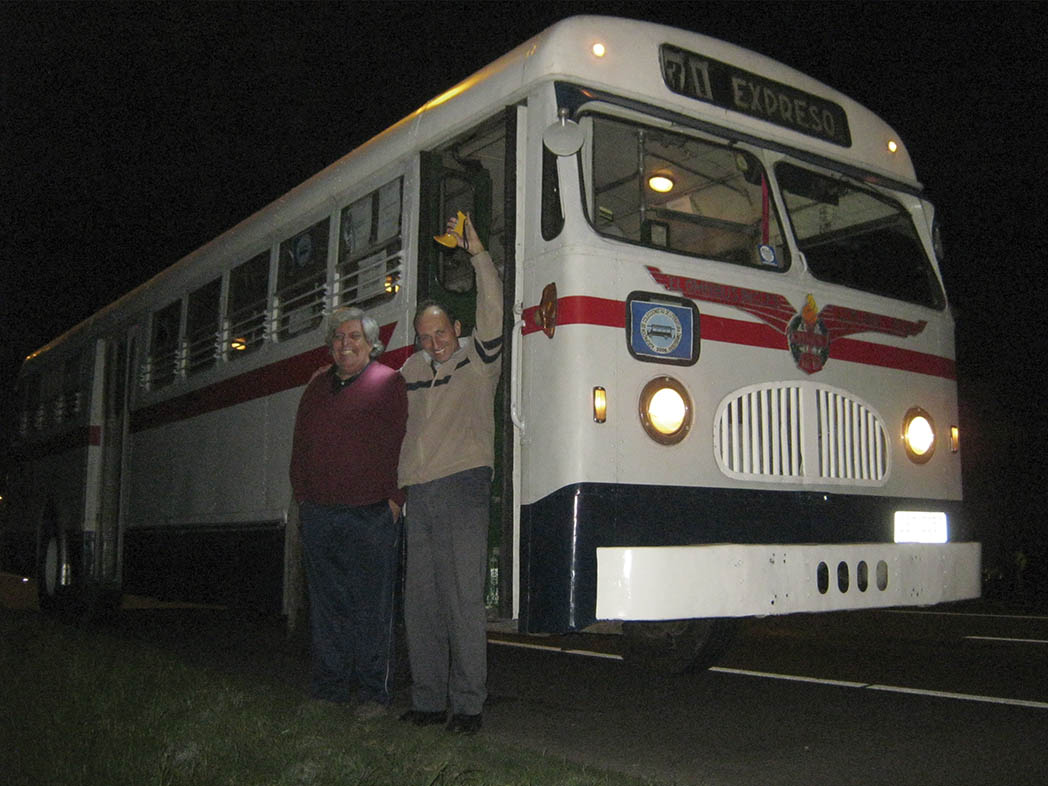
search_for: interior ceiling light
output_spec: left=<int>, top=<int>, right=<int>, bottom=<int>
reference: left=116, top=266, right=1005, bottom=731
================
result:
left=648, top=174, right=675, bottom=193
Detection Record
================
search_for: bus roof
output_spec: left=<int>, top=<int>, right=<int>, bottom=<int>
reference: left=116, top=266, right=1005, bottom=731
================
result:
left=22, top=15, right=919, bottom=369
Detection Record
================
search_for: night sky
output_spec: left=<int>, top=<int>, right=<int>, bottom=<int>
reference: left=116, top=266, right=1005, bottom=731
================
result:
left=3, top=2, right=1046, bottom=584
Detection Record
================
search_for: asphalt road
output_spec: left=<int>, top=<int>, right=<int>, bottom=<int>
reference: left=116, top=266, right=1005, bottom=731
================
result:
left=4, top=573, right=1047, bottom=785
left=486, top=610, right=1048, bottom=785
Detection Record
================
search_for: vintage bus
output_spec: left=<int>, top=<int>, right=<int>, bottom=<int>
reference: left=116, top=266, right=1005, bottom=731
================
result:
left=4, top=16, right=979, bottom=669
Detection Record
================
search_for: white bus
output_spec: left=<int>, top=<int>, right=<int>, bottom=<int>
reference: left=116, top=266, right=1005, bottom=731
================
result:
left=5, top=16, right=979, bottom=669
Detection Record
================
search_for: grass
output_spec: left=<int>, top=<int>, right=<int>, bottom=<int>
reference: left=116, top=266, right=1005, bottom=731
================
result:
left=0, top=609, right=657, bottom=786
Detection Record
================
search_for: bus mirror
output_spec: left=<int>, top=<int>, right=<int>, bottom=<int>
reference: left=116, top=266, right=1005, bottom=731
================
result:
left=543, top=109, right=584, bottom=156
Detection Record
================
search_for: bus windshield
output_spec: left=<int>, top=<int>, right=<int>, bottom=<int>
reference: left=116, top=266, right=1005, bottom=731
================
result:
left=586, top=113, right=945, bottom=311
left=775, top=162, right=945, bottom=309
left=587, top=114, right=790, bottom=270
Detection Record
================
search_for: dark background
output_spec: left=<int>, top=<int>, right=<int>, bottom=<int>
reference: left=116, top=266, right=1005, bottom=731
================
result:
left=3, top=2, right=1045, bottom=601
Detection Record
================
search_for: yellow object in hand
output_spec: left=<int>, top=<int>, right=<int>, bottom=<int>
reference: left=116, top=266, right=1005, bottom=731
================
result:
left=433, top=210, right=466, bottom=248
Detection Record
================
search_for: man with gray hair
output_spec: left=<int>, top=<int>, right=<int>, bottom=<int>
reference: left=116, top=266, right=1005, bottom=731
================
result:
left=290, top=306, right=407, bottom=719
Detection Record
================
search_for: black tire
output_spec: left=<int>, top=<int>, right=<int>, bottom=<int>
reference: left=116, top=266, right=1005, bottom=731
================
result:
left=37, top=523, right=122, bottom=622
left=621, top=618, right=739, bottom=674
left=37, top=525, right=75, bottom=616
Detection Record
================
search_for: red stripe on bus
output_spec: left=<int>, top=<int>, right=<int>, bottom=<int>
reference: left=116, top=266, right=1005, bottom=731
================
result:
left=700, top=312, right=782, bottom=347
left=95, top=293, right=955, bottom=438
left=15, top=342, right=416, bottom=457
left=522, top=295, right=623, bottom=335
left=130, top=322, right=408, bottom=434
left=830, top=337, right=956, bottom=378
left=703, top=313, right=955, bottom=379
left=524, top=296, right=955, bottom=380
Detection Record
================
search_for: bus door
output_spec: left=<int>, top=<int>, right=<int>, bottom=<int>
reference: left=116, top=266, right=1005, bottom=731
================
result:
left=90, top=333, right=135, bottom=594
left=418, top=150, right=493, bottom=332
left=417, top=107, right=519, bottom=617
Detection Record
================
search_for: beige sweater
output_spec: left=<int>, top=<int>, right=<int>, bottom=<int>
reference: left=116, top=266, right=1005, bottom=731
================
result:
left=397, top=251, right=503, bottom=487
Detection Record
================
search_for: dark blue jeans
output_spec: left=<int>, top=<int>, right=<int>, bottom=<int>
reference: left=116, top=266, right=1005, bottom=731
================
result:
left=300, top=500, right=399, bottom=704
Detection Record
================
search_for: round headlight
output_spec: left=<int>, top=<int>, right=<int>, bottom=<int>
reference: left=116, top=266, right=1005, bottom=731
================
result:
left=903, top=407, right=936, bottom=463
left=639, top=377, right=692, bottom=444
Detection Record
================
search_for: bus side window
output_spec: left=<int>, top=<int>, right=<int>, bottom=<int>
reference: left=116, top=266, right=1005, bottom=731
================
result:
left=36, top=373, right=51, bottom=430
left=59, top=350, right=82, bottom=422
left=336, top=178, right=403, bottom=310
left=186, top=278, right=221, bottom=375
left=17, top=374, right=39, bottom=436
left=438, top=172, right=480, bottom=294
left=276, top=218, right=329, bottom=340
left=145, top=300, right=182, bottom=389
left=227, top=251, right=270, bottom=358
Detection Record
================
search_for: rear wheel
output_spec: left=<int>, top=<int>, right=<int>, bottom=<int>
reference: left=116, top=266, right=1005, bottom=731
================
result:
left=621, top=618, right=739, bottom=674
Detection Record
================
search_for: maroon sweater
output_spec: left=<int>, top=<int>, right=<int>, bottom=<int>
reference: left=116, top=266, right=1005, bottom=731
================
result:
left=290, top=361, right=407, bottom=507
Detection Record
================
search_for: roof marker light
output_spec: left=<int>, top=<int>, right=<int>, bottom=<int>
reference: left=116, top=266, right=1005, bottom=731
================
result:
left=592, top=42, right=606, bottom=57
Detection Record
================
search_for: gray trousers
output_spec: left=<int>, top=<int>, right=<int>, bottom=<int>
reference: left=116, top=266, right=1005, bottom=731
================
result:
left=404, top=467, right=489, bottom=715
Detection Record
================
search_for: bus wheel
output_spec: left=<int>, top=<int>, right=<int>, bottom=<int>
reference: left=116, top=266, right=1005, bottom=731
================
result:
left=37, top=527, right=71, bottom=616
left=621, top=619, right=738, bottom=674
left=37, top=527, right=120, bottom=621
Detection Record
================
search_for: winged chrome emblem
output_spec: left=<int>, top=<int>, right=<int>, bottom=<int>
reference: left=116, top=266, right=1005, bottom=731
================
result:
left=646, top=266, right=926, bottom=374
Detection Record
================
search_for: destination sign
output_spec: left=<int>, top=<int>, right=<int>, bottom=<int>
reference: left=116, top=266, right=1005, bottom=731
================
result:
left=660, top=44, right=851, bottom=147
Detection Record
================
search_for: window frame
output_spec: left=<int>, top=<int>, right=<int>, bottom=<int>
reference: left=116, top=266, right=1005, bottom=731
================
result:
left=774, top=160, right=946, bottom=310
left=581, top=110, right=792, bottom=272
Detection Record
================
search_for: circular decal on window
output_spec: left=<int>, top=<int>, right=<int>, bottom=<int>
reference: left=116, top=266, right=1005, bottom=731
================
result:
left=639, top=306, right=683, bottom=355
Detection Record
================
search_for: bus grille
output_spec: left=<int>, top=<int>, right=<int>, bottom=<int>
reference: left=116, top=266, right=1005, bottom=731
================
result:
left=714, top=382, right=889, bottom=485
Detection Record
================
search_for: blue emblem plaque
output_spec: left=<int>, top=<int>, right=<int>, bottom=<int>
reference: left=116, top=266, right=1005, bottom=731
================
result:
left=627, top=295, right=699, bottom=364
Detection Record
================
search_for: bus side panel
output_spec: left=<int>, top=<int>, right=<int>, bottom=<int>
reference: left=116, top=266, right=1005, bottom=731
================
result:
left=119, top=387, right=300, bottom=610
left=126, top=389, right=298, bottom=528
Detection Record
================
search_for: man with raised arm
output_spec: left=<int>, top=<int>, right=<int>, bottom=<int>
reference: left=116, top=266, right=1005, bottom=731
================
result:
left=398, top=214, right=502, bottom=734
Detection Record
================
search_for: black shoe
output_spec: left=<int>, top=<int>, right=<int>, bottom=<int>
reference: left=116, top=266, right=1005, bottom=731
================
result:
left=446, top=713, right=482, bottom=734
left=399, top=709, right=446, bottom=726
